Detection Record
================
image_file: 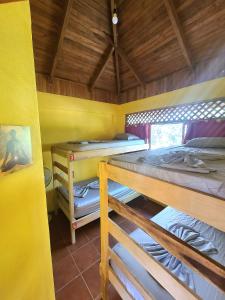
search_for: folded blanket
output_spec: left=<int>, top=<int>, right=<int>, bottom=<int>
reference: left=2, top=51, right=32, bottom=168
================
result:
left=141, top=223, right=218, bottom=291
left=168, top=223, right=218, bottom=255
left=73, top=180, right=100, bottom=198
left=138, top=149, right=224, bottom=173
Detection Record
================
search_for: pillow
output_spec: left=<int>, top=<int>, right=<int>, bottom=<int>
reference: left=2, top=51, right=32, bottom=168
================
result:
left=114, top=133, right=140, bottom=140
left=185, top=137, right=225, bottom=148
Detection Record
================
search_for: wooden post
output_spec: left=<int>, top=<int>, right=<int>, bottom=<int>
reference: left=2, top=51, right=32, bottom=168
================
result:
left=68, top=154, right=76, bottom=244
left=99, top=162, right=109, bottom=299
left=52, top=150, right=59, bottom=215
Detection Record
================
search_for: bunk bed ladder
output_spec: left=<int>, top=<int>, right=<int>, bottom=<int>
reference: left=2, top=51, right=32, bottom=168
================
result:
left=68, top=153, right=75, bottom=244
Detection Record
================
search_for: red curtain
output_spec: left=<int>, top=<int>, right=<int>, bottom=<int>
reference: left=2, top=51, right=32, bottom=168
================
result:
left=125, top=124, right=150, bottom=143
left=184, top=120, right=225, bottom=143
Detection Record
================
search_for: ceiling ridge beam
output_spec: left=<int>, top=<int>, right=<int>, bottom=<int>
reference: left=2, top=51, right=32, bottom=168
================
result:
left=111, top=0, right=120, bottom=96
left=94, top=31, right=145, bottom=93
left=50, top=0, right=74, bottom=79
left=90, top=45, right=114, bottom=89
left=114, top=48, right=121, bottom=96
left=164, top=0, right=193, bottom=69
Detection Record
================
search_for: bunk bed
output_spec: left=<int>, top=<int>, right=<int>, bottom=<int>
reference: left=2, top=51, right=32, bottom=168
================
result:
left=99, top=120, right=225, bottom=300
left=52, top=129, right=149, bottom=244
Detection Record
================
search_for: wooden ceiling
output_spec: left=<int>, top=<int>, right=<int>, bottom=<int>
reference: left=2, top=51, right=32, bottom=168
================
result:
left=30, top=0, right=225, bottom=103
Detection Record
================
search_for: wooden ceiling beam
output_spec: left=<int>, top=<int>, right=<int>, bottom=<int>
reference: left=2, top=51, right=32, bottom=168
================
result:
left=117, top=46, right=145, bottom=88
left=111, top=0, right=120, bottom=96
left=50, top=0, right=74, bottom=79
left=163, top=0, right=193, bottom=68
left=90, top=45, right=114, bottom=89
left=111, top=0, right=118, bottom=47
left=114, top=49, right=121, bottom=96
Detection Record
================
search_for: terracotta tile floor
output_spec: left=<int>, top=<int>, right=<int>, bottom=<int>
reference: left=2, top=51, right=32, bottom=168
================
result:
left=49, top=197, right=163, bottom=300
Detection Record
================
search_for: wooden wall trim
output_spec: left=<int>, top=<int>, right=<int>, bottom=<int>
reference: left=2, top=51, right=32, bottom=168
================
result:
left=36, top=55, right=225, bottom=104
left=120, top=56, right=225, bottom=103
left=36, top=73, right=117, bottom=103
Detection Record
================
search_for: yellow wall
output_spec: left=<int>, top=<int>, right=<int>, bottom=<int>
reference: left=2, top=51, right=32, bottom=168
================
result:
left=0, top=2, right=54, bottom=300
left=38, top=77, right=225, bottom=211
left=38, top=92, right=120, bottom=211
left=119, top=77, right=225, bottom=124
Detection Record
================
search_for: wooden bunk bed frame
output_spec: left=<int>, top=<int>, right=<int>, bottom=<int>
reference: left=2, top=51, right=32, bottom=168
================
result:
left=99, top=161, right=225, bottom=300
left=52, top=142, right=149, bottom=244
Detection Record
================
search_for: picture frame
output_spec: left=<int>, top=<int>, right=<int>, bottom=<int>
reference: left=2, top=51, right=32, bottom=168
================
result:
left=0, top=125, right=32, bottom=176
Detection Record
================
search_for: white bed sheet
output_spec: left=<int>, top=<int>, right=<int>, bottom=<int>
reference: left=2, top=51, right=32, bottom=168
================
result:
left=57, top=139, right=145, bottom=152
left=112, top=207, right=225, bottom=300
left=58, top=177, right=138, bottom=218
left=110, top=146, right=225, bottom=199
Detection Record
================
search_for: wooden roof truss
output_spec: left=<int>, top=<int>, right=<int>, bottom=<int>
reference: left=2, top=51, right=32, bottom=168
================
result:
left=31, top=0, right=225, bottom=103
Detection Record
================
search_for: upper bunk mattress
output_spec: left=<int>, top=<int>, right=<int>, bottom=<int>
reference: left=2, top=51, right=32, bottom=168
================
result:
left=56, top=139, right=145, bottom=152
left=58, top=177, right=138, bottom=218
left=110, top=146, right=225, bottom=199
left=112, top=206, right=225, bottom=300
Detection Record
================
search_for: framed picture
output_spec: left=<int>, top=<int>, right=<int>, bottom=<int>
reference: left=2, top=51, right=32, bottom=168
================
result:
left=0, top=125, right=32, bottom=176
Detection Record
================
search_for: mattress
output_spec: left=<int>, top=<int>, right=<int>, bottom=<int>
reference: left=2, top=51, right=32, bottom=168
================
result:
left=112, top=207, right=225, bottom=300
left=57, top=139, right=145, bottom=152
left=110, top=146, right=225, bottom=199
left=58, top=177, right=138, bottom=218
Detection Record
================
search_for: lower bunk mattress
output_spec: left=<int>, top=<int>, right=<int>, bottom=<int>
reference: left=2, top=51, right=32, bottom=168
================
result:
left=58, top=177, right=138, bottom=218
left=112, top=207, right=225, bottom=300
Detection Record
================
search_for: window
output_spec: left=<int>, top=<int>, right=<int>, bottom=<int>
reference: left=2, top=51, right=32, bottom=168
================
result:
left=150, top=123, right=184, bottom=149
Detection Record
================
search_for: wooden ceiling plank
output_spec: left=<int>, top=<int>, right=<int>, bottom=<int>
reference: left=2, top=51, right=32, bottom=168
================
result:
left=111, top=0, right=120, bottom=95
left=50, top=0, right=74, bottom=79
left=90, top=45, right=114, bottom=89
left=117, top=46, right=144, bottom=87
left=163, top=0, right=193, bottom=68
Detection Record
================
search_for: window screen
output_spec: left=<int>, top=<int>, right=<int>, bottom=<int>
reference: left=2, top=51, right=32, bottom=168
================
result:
left=126, top=98, right=225, bottom=126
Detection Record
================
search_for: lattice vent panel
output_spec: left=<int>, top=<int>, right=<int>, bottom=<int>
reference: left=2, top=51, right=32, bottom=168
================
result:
left=126, top=99, right=225, bottom=125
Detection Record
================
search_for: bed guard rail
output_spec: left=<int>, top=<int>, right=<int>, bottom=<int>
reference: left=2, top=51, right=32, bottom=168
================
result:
left=99, top=161, right=225, bottom=300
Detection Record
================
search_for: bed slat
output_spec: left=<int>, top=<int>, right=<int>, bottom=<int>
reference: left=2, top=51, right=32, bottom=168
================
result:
left=53, top=161, right=68, bottom=174
left=106, top=164, right=225, bottom=233
left=109, top=196, right=225, bottom=293
left=53, top=173, right=69, bottom=190
left=57, top=194, right=70, bottom=219
left=109, top=249, right=155, bottom=300
left=108, top=267, right=134, bottom=300
left=109, top=219, right=200, bottom=300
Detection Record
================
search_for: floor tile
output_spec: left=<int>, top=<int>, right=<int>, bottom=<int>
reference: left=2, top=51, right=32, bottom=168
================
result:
left=108, top=284, right=122, bottom=300
left=83, top=261, right=101, bottom=299
left=109, top=211, right=126, bottom=225
left=56, top=276, right=92, bottom=300
left=51, top=240, right=70, bottom=264
left=119, top=220, right=137, bottom=234
left=92, top=237, right=100, bottom=254
left=72, top=242, right=100, bottom=272
left=66, top=229, right=89, bottom=254
left=53, top=255, right=79, bottom=291
left=109, top=235, right=118, bottom=248
left=84, top=219, right=100, bottom=241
